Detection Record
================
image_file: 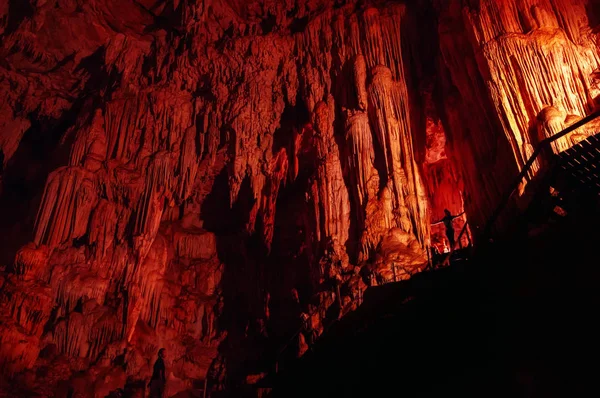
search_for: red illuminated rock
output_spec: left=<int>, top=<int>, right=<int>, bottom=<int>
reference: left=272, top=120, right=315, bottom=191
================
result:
left=1, top=0, right=599, bottom=395
left=435, top=0, right=600, bottom=230
left=420, top=82, right=467, bottom=253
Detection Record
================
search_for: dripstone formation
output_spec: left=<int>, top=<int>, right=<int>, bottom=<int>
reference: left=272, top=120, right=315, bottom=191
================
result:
left=1, top=0, right=599, bottom=396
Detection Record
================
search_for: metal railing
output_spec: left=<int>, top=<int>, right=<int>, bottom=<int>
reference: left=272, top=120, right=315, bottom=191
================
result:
left=274, top=284, right=363, bottom=374
left=270, top=110, right=600, bottom=383
left=274, top=305, right=324, bottom=374
left=482, top=109, right=600, bottom=239
left=455, top=220, right=471, bottom=250
left=429, top=220, right=471, bottom=269
left=274, top=324, right=305, bottom=373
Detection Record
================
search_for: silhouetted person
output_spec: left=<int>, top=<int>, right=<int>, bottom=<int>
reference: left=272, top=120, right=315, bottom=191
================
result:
left=149, top=348, right=167, bottom=397
left=435, top=209, right=465, bottom=251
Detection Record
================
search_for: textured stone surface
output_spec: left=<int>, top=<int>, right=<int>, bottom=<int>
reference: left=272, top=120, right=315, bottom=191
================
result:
left=0, top=0, right=599, bottom=396
left=435, top=0, right=600, bottom=231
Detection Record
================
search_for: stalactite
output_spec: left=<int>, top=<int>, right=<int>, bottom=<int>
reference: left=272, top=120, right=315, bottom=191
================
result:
left=0, top=276, right=53, bottom=337
left=177, top=126, right=200, bottom=202
left=135, top=235, right=168, bottom=331
left=133, top=151, right=174, bottom=259
left=436, top=0, right=600, bottom=231
left=344, top=112, right=379, bottom=216
left=368, top=66, right=429, bottom=248
left=260, top=148, right=289, bottom=250
left=310, top=98, right=351, bottom=256
left=174, top=229, right=217, bottom=260
left=14, top=244, right=50, bottom=281
left=70, top=109, right=107, bottom=172
left=482, top=28, right=600, bottom=165
left=51, top=299, right=122, bottom=361
left=34, top=167, right=98, bottom=249
left=104, top=97, right=145, bottom=163
left=345, top=55, right=379, bottom=214
left=88, top=199, right=118, bottom=260
left=51, top=264, right=110, bottom=317
left=53, top=313, right=87, bottom=358
left=360, top=6, right=407, bottom=80
left=5, top=0, right=598, bottom=393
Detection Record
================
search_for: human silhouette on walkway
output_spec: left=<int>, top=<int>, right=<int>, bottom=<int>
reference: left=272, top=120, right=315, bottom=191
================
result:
left=149, top=348, right=167, bottom=397
left=434, top=209, right=465, bottom=251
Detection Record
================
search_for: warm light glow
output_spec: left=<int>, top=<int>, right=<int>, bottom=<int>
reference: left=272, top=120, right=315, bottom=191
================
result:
left=1, top=0, right=599, bottom=395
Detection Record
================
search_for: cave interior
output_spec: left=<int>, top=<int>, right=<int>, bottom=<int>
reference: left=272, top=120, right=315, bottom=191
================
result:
left=1, top=0, right=600, bottom=397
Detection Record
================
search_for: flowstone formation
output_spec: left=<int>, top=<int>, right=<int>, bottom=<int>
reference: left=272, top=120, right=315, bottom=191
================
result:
left=1, top=0, right=599, bottom=396
left=435, top=0, right=600, bottom=230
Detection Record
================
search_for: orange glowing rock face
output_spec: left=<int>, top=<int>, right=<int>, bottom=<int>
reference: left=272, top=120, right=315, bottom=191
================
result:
left=0, top=0, right=599, bottom=395
left=421, top=81, right=467, bottom=254
left=435, top=0, right=600, bottom=229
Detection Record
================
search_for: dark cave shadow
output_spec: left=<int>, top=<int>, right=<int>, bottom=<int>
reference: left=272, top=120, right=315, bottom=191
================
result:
left=585, top=1, right=600, bottom=33
left=264, top=176, right=312, bottom=318
left=201, top=168, right=267, bottom=389
left=0, top=118, right=47, bottom=265
left=0, top=105, right=85, bottom=266
left=202, top=155, right=321, bottom=389
left=0, top=46, right=112, bottom=266
left=329, top=57, right=362, bottom=265
left=202, top=169, right=256, bottom=332
left=2, top=0, right=34, bottom=37
left=401, top=2, right=442, bottom=166
left=141, top=0, right=185, bottom=36
left=272, top=90, right=309, bottom=154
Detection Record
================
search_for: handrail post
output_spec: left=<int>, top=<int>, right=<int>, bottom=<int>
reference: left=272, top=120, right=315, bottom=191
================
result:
left=426, top=246, right=432, bottom=270
left=455, top=221, right=469, bottom=251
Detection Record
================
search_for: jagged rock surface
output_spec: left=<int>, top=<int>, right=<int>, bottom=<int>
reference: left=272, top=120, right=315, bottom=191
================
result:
left=1, top=0, right=599, bottom=396
left=435, top=0, right=600, bottom=231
